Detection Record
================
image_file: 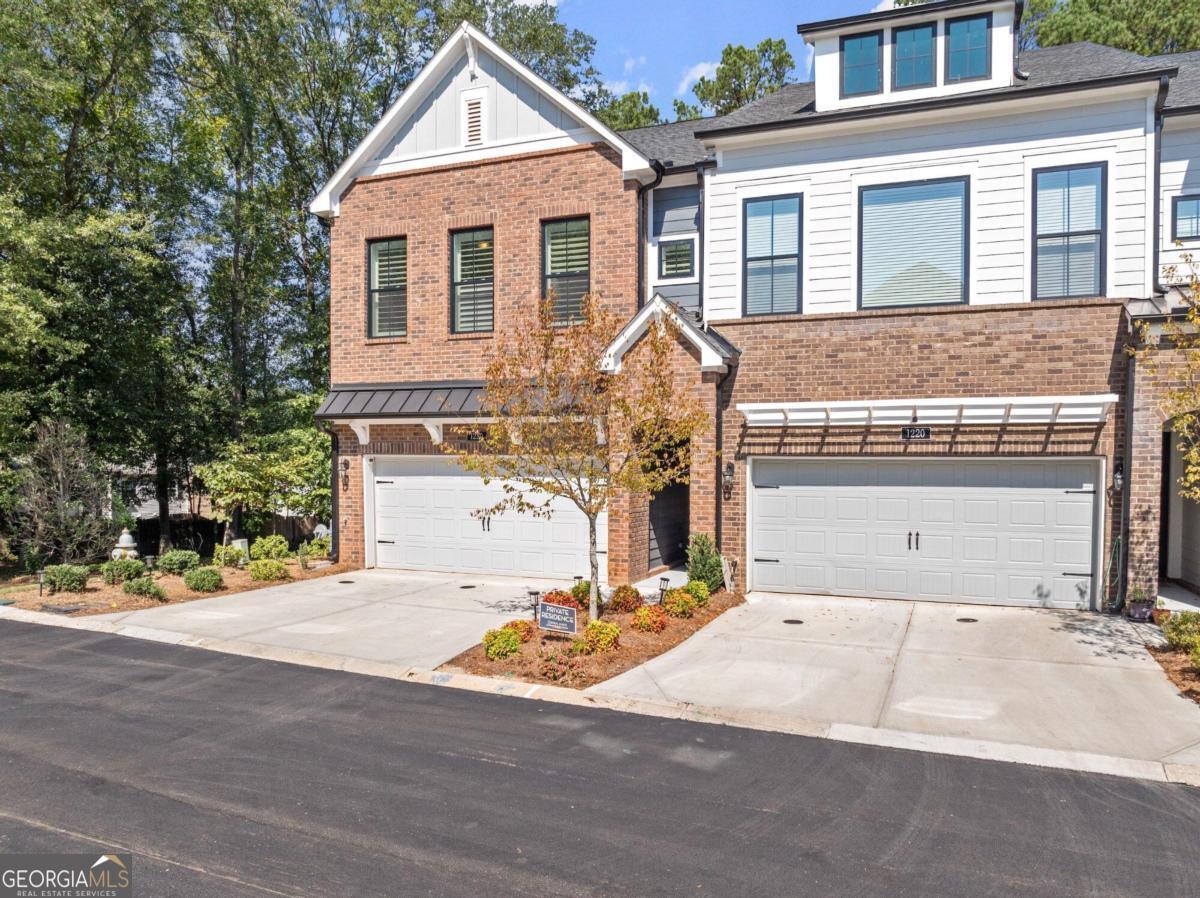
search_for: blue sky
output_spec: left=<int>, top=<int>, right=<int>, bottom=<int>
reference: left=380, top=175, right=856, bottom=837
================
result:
left=550, top=0, right=888, bottom=110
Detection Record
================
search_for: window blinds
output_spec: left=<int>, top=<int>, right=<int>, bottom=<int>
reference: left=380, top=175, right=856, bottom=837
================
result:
left=369, top=238, right=407, bottom=337
left=744, top=196, right=801, bottom=316
left=543, top=218, right=590, bottom=323
left=452, top=229, right=494, bottom=332
left=1035, top=165, right=1102, bottom=299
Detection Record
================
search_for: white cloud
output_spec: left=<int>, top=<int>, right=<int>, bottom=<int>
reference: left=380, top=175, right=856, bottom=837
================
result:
left=676, top=61, right=718, bottom=97
left=604, top=79, right=630, bottom=95
left=872, top=0, right=895, bottom=9
left=512, top=0, right=557, bottom=5
left=623, top=54, right=646, bottom=76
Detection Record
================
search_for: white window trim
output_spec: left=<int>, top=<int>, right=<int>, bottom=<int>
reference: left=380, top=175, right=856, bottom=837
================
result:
left=1022, top=145, right=1118, bottom=301
left=460, top=85, right=488, bottom=148
left=734, top=178, right=811, bottom=318
left=651, top=233, right=700, bottom=286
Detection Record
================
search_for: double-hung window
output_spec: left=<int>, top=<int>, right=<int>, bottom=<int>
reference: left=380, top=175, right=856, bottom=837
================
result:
left=859, top=178, right=968, bottom=309
left=743, top=195, right=801, bottom=316
left=368, top=238, right=407, bottom=337
left=1033, top=163, right=1105, bottom=299
left=841, top=31, right=883, bottom=97
left=451, top=228, right=494, bottom=333
left=946, top=13, right=991, bottom=82
left=893, top=22, right=936, bottom=90
left=1173, top=195, right=1200, bottom=242
left=542, top=217, right=590, bottom=324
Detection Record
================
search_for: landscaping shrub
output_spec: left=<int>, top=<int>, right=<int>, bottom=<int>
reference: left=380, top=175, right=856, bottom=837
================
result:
left=573, top=620, right=620, bottom=655
left=684, top=579, right=711, bottom=607
left=250, top=535, right=290, bottom=561
left=1192, top=644, right=1200, bottom=674
left=632, top=604, right=668, bottom=633
left=183, top=566, right=224, bottom=592
left=607, top=584, right=644, bottom=614
left=211, top=544, right=246, bottom=568
left=1162, top=611, right=1200, bottom=651
left=542, top=589, right=583, bottom=610
left=537, top=650, right=581, bottom=683
left=662, top=588, right=697, bottom=619
left=686, top=534, right=723, bottom=592
left=100, top=558, right=145, bottom=585
left=570, top=580, right=591, bottom=602
left=158, top=549, right=200, bottom=574
left=503, top=619, right=536, bottom=643
left=44, top=564, right=89, bottom=593
left=247, top=559, right=290, bottom=581
left=305, top=535, right=331, bottom=557
left=483, top=627, right=522, bottom=660
left=123, top=576, right=167, bottom=601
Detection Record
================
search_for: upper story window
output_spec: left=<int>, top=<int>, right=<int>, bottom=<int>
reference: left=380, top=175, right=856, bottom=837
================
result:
left=744, top=195, right=802, bottom=316
left=451, top=228, right=494, bottom=333
left=893, top=22, right=936, bottom=90
left=1033, top=163, right=1105, bottom=300
left=543, top=217, right=590, bottom=325
left=945, top=13, right=991, bottom=83
left=841, top=31, right=883, bottom=97
left=859, top=177, right=968, bottom=309
left=1173, top=195, right=1200, bottom=242
left=368, top=238, right=407, bottom=338
left=659, top=239, right=695, bottom=279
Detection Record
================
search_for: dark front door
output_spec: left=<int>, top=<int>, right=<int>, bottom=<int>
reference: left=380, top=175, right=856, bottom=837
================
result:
left=648, top=481, right=689, bottom=571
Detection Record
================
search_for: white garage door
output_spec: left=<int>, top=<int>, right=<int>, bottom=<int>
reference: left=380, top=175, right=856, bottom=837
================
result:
left=371, top=457, right=607, bottom=580
left=750, top=458, right=1098, bottom=609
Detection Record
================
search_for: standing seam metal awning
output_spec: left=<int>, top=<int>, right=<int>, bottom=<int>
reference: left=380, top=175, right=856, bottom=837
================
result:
left=736, top=394, right=1120, bottom=428
left=315, top=381, right=485, bottom=419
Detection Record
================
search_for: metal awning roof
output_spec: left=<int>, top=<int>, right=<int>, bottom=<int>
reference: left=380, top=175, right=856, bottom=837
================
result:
left=315, top=381, right=485, bottom=419
left=736, top=394, right=1120, bottom=428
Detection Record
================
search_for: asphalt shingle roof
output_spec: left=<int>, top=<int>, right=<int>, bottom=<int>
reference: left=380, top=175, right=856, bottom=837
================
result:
left=1154, top=49, right=1200, bottom=111
left=618, top=117, right=716, bottom=170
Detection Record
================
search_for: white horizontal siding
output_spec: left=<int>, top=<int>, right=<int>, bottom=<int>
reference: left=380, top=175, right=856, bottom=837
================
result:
left=1160, top=122, right=1200, bottom=283
left=705, top=96, right=1153, bottom=320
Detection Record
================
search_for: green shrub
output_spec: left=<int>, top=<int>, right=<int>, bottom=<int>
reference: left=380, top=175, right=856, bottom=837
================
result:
left=503, top=619, right=536, bottom=643
left=570, top=580, right=592, bottom=602
left=687, top=534, right=723, bottom=592
left=684, top=579, right=711, bottom=607
left=211, top=544, right=246, bottom=568
left=1162, top=611, right=1200, bottom=652
left=183, top=566, right=224, bottom=592
left=483, top=627, right=522, bottom=660
left=662, top=588, right=697, bottom=619
left=304, top=535, right=331, bottom=558
left=250, top=535, right=290, bottom=560
left=100, top=558, right=146, bottom=585
left=247, top=559, right=290, bottom=582
left=158, top=549, right=200, bottom=574
left=632, top=604, right=668, bottom=633
left=607, top=584, right=644, bottom=614
left=44, top=564, right=89, bottom=593
left=573, top=620, right=620, bottom=655
left=1192, top=644, right=1200, bottom=674
left=123, top=576, right=167, bottom=601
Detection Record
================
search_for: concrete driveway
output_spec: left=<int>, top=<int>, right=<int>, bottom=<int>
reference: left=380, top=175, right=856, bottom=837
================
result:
left=590, top=593, right=1200, bottom=768
left=93, top=569, right=557, bottom=669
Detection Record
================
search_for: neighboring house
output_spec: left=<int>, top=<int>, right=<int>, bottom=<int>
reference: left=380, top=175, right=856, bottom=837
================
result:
left=313, top=0, right=1200, bottom=609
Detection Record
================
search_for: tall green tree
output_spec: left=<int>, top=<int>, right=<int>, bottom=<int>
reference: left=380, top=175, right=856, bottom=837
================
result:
left=598, top=91, right=663, bottom=131
left=689, top=39, right=795, bottom=116
left=1036, top=0, right=1200, bottom=55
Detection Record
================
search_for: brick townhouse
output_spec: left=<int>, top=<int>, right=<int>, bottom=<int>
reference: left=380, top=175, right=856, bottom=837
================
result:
left=314, top=0, right=1200, bottom=611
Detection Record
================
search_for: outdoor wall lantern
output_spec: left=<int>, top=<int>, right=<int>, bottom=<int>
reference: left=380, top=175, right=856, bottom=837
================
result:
left=340, top=458, right=351, bottom=491
left=722, top=462, right=735, bottom=499
left=1113, top=461, right=1124, bottom=493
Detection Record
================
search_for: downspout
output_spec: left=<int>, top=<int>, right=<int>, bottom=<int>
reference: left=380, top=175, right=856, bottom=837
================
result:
left=318, top=420, right=340, bottom=563
left=1114, top=349, right=1136, bottom=611
left=1012, top=1, right=1029, bottom=81
left=1152, top=75, right=1171, bottom=296
left=636, top=160, right=665, bottom=308
left=695, top=162, right=706, bottom=320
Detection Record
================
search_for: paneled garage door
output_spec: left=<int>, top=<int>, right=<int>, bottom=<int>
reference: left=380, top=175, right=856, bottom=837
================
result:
left=371, top=457, right=606, bottom=580
left=750, top=458, right=1098, bottom=609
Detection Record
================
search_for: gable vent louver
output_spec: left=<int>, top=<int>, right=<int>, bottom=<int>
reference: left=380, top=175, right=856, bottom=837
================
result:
left=465, top=98, right=483, bottom=146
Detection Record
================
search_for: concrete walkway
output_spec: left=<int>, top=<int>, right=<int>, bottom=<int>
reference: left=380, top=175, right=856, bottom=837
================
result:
left=90, top=569, right=561, bottom=669
left=589, top=593, right=1200, bottom=769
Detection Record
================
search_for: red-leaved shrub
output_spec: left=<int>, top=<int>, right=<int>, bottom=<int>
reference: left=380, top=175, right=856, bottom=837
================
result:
left=607, top=584, right=644, bottom=613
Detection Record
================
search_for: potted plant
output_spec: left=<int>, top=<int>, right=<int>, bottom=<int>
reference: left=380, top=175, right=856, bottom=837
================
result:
left=1152, top=596, right=1173, bottom=626
left=1126, top=588, right=1154, bottom=623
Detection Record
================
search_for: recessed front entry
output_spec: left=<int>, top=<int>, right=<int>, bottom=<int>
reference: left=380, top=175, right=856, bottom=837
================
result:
left=370, top=457, right=607, bottom=580
left=749, top=458, right=1098, bottom=609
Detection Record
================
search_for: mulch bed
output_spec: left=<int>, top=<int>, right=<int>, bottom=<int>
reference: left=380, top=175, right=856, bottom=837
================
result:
left=441, top=589, right=745, bottom=689
left=5, top=559, right=355, bottom=617
left=1148, top=646, right=1200, bottom=706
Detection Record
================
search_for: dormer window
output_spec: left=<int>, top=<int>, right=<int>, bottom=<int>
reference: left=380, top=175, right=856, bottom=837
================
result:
left=946, top=13, right=991, bottom=82
left=841, top=31, right=883, bottom=98
left=893, top=22, right=936, bottom=90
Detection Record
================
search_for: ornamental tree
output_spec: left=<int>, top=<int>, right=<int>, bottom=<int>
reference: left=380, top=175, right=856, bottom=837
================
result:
left=444, top=295, right=708, bottom=620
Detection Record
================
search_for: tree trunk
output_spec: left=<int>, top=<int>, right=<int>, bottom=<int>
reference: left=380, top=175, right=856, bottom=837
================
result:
left=588, top=515, right=600, bottom=620
left=155, top=445, right=173, bottom=554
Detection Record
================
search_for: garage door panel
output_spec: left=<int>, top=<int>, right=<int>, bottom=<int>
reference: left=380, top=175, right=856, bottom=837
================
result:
left=750, top=459, right=1096, bottom=609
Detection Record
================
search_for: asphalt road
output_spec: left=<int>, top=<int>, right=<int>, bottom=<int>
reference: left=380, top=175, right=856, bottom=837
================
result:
left=1, top=621, right=1198, bottom=898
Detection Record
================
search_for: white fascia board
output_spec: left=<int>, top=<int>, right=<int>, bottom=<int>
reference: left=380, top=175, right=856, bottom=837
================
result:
left=310, top=22, right=653, bottom=218
left=602, top=294, right=728, bottom=374
left=737, top=394, right=1119, bottom=427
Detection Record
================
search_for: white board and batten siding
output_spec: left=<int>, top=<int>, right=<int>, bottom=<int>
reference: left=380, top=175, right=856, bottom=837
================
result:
left=1160, top=119, right=1200, bottom=282
left=703, top=94, right=1156, bottom=320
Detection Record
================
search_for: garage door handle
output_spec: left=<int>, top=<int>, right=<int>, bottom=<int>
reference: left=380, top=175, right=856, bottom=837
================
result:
left=376, top=480, right=394, bottom=485
left=908, top=531, right=912, bottom=550
left=377, top=539, right=395, bottom=544
left=916, top=531, right=920, bottom=550
left=754, top=557, right=779, bottom=563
